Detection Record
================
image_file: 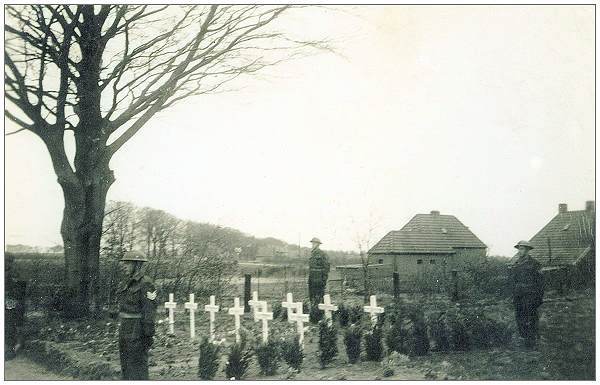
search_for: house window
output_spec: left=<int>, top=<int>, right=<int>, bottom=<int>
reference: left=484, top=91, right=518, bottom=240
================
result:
left=417, top=259, right=423, bottom=264
left=430, top=259, right=436, bottom=264
left=378, top=258, right=384, bottom=264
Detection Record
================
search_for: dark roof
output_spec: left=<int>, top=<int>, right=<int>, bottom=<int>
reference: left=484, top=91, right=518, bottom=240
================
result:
left=369, top=213, right=487, bottom=255
left=529, top=209, right=595, bottom=266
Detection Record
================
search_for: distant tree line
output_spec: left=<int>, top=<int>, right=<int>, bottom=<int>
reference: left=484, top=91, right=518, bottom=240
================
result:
left=101, top=200, right=243, bottom=306
left=100, top=200, right=360, bottom=307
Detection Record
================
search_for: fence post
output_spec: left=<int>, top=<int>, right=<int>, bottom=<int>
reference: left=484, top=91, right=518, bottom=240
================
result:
left=244, top=274, right=251, bottom=313
left=393, top=272, right=400, bottom=300
left=451, top=269, right=459, bottom=301
left=257, top=269, right=261, bottom=296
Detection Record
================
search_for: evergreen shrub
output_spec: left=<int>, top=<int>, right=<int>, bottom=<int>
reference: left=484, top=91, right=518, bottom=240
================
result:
left=255, top=339, right=280, bottom=376
left=364, top=324, right=384, bottom=361
left=224, top=337, right=253, bottom=380
left=198, top=337, right=220, bottom=380
left=343, top=323, right=362, bottom=364
left=281, top=336, right=304, bottom=371
left=318, top=320, right=338, bottom=368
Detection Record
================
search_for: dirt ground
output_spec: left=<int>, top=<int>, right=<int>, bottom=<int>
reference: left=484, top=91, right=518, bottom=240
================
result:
left=16, top=289, right=595, bottom=380
left=4, top=356, right=74, bottom=380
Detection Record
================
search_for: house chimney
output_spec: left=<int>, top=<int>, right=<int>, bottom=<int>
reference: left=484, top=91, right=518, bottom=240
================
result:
left=558, top=203, right=568, bottom=214
left=430, top=210, right=440, bottom=216
left=585, top=200, right=595, bottom=212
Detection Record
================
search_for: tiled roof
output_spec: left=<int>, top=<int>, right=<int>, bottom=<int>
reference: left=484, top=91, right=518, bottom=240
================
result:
left=529, top=209, right=595, bottom=266
left=369, top=213, right=487, bottom=255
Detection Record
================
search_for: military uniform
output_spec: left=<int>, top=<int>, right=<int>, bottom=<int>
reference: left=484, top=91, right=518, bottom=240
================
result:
left=308, top=244, right=330, bottom=304
left=510, top=246, right=544, bottom=348
left=117, top=264, right=156, bottom=380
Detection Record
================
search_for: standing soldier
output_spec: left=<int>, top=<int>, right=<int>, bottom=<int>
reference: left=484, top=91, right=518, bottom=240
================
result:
left=117, top=250, right=157, bottom=380
left=308, top=237, right=330, bottom=305
left=510, top=240, right=544, bottom=349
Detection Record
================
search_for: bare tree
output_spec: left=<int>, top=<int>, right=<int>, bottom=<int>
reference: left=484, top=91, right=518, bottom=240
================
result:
left=352, top=216, right=380, bottom=301
left=5, top=5, right=325, bottom=314
left=136, top=207, right=179, bottom=280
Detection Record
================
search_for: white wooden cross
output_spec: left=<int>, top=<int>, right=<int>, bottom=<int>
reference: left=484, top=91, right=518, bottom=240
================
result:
left=247, top=291, right=261, bottom=321
left=289, top=302, right=309, bottom=347
left=318, top=294, right=338, bottom=325
left=164, top=293, right=177, bottom=335
left=363, top=294, right=384, bottom=325
left=228, top=297, right=245, bottom=343
left=204, top=295, right=220, bottom=342
left=255, top=301, right=273, bottom=343
left=184, top=293, right=198, bottom=340
left=281, top=292, right=297, bottom=323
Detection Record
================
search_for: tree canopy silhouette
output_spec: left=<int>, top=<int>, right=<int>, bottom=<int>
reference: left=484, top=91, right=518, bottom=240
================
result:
left=5, top=5, right=325, bottom=315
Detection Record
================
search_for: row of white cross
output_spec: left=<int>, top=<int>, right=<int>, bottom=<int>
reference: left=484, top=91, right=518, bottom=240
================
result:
left=164, top=293, right=384, bottom=345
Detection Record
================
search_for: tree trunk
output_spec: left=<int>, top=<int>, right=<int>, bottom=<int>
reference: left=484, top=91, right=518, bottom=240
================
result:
left=60, top=166, right=114, bottom=317
left=56, top=7, right=114, bottom=317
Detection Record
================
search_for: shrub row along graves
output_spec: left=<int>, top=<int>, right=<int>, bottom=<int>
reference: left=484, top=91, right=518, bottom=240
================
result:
left=172, top=292, right=386, bottom=379
left=164, top=292, right=513, bottom=379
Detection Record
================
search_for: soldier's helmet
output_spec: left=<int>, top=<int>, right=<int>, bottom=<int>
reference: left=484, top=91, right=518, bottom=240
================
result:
left=120, top=250, right=148, bottom=262
left=514, top=240, right=534, bottom=250
left=310, top=237, right=322, bottom=244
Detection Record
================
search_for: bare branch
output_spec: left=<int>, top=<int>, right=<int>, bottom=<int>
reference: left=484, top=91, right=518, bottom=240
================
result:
left=6, top=4, right=329, bottom=164
left=4, top=109, right=35, bottom=135
left=5, top=127, right=29, bottom=136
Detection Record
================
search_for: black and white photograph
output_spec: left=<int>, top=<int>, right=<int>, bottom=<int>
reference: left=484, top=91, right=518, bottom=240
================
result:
left=3, top=3, right=595, bottom=381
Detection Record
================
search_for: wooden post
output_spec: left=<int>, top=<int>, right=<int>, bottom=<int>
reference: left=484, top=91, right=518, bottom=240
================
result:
left=393, top=272, right=400, bottom=300
left=257, top=269, right=261, bottom=295
left=451, top=270, right=459, bottom=301
left=561, top=267, right=569, bottom=295
left=244, top=274, right=251, bottom=312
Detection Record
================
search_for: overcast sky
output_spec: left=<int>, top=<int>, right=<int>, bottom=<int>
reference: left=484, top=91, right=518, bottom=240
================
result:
left=4, top=5, right=595, bottom=257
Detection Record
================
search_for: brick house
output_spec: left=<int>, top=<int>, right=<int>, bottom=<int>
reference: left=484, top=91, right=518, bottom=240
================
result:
left=337, top=210, right=487, bottom=290
left=526, top=201, right=595, bottom=288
